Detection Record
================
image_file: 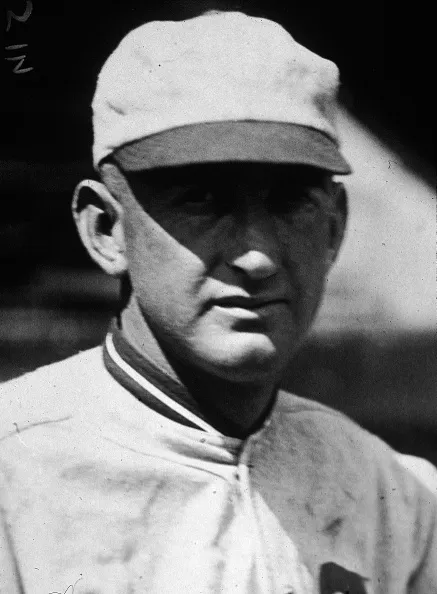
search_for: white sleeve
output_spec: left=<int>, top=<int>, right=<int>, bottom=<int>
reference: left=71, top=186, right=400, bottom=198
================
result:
left=395, top=453, right=437, bottom=593
left=0, top=509, right=21, bottom=594
left=395, top=453, right=437, bottom=495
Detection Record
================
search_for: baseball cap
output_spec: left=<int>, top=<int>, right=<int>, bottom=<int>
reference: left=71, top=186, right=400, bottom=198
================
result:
left=92, top=11, right=351, bottom=174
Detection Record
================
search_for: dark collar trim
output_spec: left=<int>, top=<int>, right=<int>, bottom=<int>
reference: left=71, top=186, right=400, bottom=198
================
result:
left=103, top=323, right=222, bottom=434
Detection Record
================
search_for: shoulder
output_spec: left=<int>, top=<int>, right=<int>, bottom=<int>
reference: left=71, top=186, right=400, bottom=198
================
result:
left=274, top=390, right=437, bottom=496
left=274, top=389, right=370, bottom=448
left=269, top=392, right=437, bottom=588
left=396, top=453, right=437, bottom=495
left=0, top=347, right=105, bottom=441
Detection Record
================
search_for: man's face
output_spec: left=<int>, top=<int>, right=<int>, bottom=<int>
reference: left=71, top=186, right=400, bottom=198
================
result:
left=114, top=163, right=343, bottom=383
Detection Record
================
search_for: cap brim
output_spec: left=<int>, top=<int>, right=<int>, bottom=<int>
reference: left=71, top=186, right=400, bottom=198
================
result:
left=111, top=121, right=352, bottom=174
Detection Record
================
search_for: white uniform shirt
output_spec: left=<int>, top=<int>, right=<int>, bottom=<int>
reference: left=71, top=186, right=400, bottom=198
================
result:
left=1, top=345, right=436, bottom=593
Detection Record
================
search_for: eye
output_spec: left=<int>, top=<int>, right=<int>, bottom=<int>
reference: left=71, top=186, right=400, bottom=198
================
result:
left=270, top=183, right=320, bottom=217
left=178, top=186, right=215, bottom=210
left=176, top=185, right=233, bottom=216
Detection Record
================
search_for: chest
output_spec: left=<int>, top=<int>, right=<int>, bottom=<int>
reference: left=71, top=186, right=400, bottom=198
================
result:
left=4, top=451, right=406, bottom=594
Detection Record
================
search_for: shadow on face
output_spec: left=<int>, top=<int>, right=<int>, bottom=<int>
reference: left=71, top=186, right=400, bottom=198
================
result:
left=100, top=160, right=346, bottom=321
left=116, top=162, right=340, bottom=254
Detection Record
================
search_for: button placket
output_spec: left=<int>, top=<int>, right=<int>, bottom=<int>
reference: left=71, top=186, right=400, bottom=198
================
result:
left=236, top=435, right=274, bottom=593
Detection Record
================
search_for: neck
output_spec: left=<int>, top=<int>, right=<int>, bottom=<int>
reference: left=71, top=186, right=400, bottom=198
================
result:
left=119, top=296, right=277, bottom=438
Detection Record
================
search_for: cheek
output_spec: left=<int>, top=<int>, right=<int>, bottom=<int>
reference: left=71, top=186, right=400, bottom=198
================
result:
left=123, top=210, right=211, bottom=316
left=276, top=217, right=332, bottom=323
left=276, top=214, right=331, bottom=270
left=125, top=216, right=171, bottom=284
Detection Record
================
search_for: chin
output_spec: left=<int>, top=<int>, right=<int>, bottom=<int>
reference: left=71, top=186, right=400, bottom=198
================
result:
left=199, top=333, right=285, bottom=382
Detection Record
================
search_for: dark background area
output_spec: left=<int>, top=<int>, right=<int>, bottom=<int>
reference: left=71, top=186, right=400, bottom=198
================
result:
left=1, top=1, right=436, bottom=463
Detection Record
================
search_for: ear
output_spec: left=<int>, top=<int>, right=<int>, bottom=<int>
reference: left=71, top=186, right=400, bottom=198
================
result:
left=72, top=179, right=128, bottom=276
left=326, top=181, right=348, bottom=269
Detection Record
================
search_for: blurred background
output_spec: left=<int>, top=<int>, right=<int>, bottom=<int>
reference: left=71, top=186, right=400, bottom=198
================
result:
left=1, top=1, right=436, bottom=463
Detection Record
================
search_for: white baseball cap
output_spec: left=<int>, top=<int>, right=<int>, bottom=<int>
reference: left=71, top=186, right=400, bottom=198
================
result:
left=92, top=11, right=351, bottom=174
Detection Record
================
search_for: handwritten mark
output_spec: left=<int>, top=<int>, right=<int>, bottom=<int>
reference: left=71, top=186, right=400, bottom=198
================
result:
left=6, top=1, right=33, bottom=31
left=5, top=1, right=34, bottom=73
left=5, top=53, right=33, bottom=74
left=6, top=43, right=28, bottom=49
left=49, top=575, right=83, bottom=594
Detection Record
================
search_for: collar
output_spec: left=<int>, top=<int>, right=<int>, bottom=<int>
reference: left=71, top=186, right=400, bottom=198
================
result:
left=103, top=321, right=224, bottom=435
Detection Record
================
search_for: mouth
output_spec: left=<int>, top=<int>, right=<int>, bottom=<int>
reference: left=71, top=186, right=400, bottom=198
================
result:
left=212, top=296, right=288, bottom=311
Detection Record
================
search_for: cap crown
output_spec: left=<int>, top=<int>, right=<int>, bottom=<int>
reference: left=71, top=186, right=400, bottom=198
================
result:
left=92, top=11, right=341, bottom=169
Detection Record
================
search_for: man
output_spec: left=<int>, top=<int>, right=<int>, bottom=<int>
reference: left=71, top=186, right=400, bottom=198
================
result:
left=0, top=10, right=436, bottom=594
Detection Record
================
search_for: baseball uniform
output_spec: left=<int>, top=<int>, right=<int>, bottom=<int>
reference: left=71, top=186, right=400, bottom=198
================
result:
left=1, top=325, right=436, bottom=593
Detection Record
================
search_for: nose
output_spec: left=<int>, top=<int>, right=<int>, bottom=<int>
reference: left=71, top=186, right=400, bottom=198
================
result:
left=227, top=201, right=280, bottom=281
left=231, top=249, right=278, bottom=281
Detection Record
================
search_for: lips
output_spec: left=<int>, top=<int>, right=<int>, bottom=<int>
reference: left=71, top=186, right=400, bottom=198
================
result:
left=212, top=295, right=288, bottom=310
